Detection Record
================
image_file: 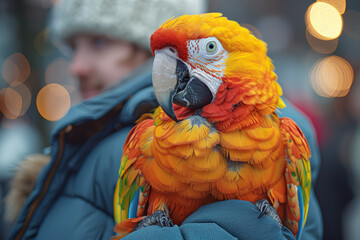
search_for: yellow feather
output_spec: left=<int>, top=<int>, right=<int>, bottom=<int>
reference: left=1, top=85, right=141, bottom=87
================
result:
left=257, top=128, right=281, bottom=151
left=113, top=179, right=121, bottom=223
left=143, top=158, right=185, bottom=192
left=245, top=126, right=275, bottom=141
left=172, top=144, right=193, bottom=158
left=186, top=149, right=223, bottom=172
left=165, top=119, right=211, bottom=144
left=252, top=150, right=272, bottom=165
left=221, top=148, right=254, bottom=162
left=220, top=130, right=257, bottom=150
left=193, top=146, right=213, bottom=158
left=192, top=132, right=220, bottom=150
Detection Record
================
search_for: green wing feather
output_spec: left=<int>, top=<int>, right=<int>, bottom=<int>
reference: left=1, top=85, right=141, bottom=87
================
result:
left=293, top=150, right=311, bottom=224
left=280, top=117, right=311, bottom=236
left=113, top=119, right=154, bottom=223
left=114, top=155, right=143, bottom=223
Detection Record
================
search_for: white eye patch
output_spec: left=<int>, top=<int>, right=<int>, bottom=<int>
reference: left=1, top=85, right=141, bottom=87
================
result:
left=186, top=37, right=228, bottom=101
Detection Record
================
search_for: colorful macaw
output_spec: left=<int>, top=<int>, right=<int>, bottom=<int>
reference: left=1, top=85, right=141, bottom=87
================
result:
left=113, top=13, right=311, bottom=239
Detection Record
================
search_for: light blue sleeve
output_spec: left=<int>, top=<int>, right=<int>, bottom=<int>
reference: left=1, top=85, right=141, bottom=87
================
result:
left=122, top=200, right=295, bottom=240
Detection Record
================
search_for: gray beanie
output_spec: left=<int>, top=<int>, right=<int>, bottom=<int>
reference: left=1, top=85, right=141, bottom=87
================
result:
left=51, top=0, right=207, bottom=51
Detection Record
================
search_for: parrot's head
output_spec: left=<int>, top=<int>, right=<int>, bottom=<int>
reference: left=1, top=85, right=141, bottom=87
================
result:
left=151, top=13, right=285, bottom=130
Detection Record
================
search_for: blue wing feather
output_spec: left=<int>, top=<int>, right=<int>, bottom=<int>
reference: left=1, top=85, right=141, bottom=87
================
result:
left=128, top=190, right=140, bottom=218
left=296, top=186, right=304, bottom=240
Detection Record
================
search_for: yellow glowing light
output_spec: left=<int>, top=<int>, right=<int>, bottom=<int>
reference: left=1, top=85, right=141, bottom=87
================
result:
left=306, top=29, right=338, bottom=54
left=306, top=2, right=343, bottom=40
left=36, top=83, right=71, bottom=121
left=0, top=88, right=23, bottom=119
left=1, top=53, right=31, bottom=86
left=318, top=0, right=346, bottom=14
left=311, top=56, right=354, bottom=98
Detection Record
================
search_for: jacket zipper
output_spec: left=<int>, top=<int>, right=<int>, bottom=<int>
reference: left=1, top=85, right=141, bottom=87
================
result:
left=14, top=126, right=69, bottom=240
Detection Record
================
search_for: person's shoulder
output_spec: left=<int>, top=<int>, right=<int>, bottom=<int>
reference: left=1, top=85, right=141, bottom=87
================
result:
left=95, top=126, right=133, bottom=157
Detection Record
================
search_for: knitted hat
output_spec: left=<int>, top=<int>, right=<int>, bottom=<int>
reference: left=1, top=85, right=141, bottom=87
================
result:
left=50, top=0, right=207, bottom=51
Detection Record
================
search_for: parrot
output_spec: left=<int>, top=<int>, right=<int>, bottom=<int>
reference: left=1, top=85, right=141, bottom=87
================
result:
left=113, top=13, right=311, bottom=240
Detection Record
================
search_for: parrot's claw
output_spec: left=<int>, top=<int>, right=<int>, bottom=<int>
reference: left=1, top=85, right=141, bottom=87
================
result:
left=255, top=199, right=283, bottom=229
left=133, top=210, right=174, bottom=231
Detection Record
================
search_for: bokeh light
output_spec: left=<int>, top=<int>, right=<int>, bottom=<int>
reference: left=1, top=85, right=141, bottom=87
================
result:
left=36, top=83, right=71, bottom=121
left=0, top=88, right=23, bottom=119
left=318, top=0, right=346, bottom=14
left=14, top=84, right=32, bottom=117
left=306, top=2, right=343, bottom=40
left=306, top=29, right=338, bottom=54
left=311, top=56, right=354, bottom=98
left=1, top=52, right=31, bottom=86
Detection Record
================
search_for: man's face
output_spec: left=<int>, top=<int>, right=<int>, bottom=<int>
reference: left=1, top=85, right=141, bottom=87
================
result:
left=69, top=34, right=151, bottom=100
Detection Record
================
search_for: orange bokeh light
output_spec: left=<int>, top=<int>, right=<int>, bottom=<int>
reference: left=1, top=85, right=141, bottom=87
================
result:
left=15, top=84, right=32, bottom=117
left=1, top=53, right=31, bottom=86
left=36, top=83, right=71, bottom=121
left=306, top=2, right=343, bottom=40
left=311, top=56, right=354, bottom=98
left=0, top=88, right=23, bottom=119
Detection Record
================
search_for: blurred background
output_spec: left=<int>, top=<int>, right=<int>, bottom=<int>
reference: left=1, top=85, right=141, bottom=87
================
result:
left=0, top=0, right=359, bottom=239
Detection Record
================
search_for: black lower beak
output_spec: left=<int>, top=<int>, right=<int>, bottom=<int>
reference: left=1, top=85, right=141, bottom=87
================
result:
left=173, top=60, right=213, bottom=109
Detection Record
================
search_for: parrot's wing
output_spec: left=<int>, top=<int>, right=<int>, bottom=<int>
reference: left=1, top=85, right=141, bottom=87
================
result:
left=280, top=117, right=311, bottom=239
left=113, top=119, right=154, bottom=224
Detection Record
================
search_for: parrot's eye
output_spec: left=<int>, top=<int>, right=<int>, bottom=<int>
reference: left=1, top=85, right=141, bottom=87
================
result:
left=206, top=41, right=217, bottom=53
left=191, top=37, right=223, bottom=58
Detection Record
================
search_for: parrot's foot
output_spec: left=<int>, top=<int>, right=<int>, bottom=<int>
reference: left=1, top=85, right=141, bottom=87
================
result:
left=133, top=210, right=174, bottom=231
left=255, top=199, right=283, bottom=229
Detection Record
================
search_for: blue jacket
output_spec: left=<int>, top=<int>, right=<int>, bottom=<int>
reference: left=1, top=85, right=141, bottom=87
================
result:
left=9, top=71, right=322, bottom=240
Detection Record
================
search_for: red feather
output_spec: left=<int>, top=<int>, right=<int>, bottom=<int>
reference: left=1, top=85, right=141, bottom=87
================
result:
left=150, top=28, right=189, bottom=61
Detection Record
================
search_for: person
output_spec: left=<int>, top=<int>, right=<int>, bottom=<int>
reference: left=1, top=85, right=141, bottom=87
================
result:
left=7, top=0, right=322, bottom=239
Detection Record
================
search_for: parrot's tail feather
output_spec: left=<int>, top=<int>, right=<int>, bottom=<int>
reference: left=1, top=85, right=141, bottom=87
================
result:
left=113, top=216, right=146, bottom=238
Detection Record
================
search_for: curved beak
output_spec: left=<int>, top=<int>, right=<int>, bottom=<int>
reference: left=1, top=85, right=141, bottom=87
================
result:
left=152, top=49, right=178, bottom=122
left=152, top=49, right=213, bottom=122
